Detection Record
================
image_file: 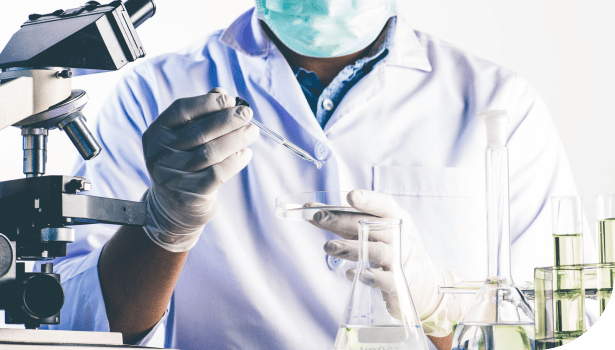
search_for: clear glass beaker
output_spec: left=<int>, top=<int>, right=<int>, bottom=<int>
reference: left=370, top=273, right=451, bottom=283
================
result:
left=452, top=111, right=535, bottom=350
left=550, top=196, right=585, bottom=340
left=334, top=218, right=429, bottom=350
left=596, top=194, right=615, bottom=314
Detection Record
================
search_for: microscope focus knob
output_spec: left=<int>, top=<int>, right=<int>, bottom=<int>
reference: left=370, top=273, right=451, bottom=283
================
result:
left=20, top=273, right=64, bottom=320
left=0, top=234, right=13, bottom=278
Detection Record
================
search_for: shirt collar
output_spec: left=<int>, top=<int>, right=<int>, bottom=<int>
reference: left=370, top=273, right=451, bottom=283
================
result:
left=219, top=8, right=432, bottom=72
left=366, top=16, right=396, bottom=59
left=291, top=17, right=395, bottom=77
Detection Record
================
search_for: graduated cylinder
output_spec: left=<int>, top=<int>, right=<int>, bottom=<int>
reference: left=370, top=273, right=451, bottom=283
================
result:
left=452, top=110, right=534, bottom=350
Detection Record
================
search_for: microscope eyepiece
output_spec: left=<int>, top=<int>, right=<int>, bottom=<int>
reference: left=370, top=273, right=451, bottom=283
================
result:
left=124, top=0, right=156, bottom=28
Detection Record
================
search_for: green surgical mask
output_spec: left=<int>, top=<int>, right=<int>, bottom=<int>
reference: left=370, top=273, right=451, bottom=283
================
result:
left=256, top=0, right=396, bottom=58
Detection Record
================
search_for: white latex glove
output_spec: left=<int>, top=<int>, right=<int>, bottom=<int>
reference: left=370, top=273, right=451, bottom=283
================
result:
left=141, top=88, right=259, bottom=252
left=311, top=189, right=470, bottom=337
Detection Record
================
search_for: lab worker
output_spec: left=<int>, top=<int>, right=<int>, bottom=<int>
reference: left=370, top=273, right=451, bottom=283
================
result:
left=45, top=0, right=589, bottom=349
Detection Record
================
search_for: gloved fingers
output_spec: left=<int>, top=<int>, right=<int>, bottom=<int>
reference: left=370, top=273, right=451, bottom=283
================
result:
left=324, top=239, right=359, bottom=261
left=157, top=88, right=235, bottom=129
left=347, top=189, right=408, bottom=221
left=312, top=210, right=389, bottom=242
left=324, top=239, right=393, bottom=270
left=208, top=87, right=226, bottom=94
left=170, top=105, right=253, bottom=151
left=153, top=147, right=252, bottom=197
left=346, top=267, right=402, bottom=319
left=303, top=202, right=328, bottom=225
left=155, top=124, right=259, bottom=172
left=349, top=189, right=424, bottom=248
left=346, top=267, right=396, bottom=294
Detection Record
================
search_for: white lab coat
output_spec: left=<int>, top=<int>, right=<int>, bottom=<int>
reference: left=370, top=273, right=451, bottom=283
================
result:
left=47, top=8, right=594, bottom=350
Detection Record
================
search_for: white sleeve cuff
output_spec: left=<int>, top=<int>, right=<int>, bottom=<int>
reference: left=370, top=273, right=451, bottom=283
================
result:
left=420, top=292, right=474, bottom=337
left=133, top=307, right=169, bottom=347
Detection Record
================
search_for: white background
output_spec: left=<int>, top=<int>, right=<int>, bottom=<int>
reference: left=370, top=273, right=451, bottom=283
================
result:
left=0, top=1, right=614, bottom=348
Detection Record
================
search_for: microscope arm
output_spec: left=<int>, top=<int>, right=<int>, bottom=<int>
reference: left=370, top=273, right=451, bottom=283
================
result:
left=0, top=77, right=33, bottom=131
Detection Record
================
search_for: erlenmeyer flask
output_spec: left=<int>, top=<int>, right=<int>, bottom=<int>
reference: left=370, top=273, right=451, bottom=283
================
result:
left=452, top=111, right=535, bottom=350
left=334, top=218, right=429, bottom=350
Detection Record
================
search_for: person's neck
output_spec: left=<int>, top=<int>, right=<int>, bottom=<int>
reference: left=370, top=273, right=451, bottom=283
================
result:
left=260, top=21, right=375, bottom=87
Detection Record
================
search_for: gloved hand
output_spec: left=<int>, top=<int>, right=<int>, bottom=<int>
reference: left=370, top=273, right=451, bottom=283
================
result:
left=141, top=88, right=259, bottom=252
left=310, top=189, right=470, bottom=337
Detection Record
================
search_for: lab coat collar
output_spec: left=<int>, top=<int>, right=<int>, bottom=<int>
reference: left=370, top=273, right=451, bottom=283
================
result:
left=384, top=16, right=432, bottom=72
left=219, top=8, right=270, bottom=57
left=219, top=8, right=433, bottom=73
left=221, top=8, right=326, bottom=142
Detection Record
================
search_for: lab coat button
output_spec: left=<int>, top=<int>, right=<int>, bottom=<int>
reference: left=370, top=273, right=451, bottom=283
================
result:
left=326, top=255, right=345, bottom=270
left=314, top=143, right=329, bottom=160
left=322, top=99, right=334, bottom=111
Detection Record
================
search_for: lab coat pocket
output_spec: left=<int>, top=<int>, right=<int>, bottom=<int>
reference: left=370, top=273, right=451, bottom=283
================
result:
left=373, top=165, right=487, bottom=281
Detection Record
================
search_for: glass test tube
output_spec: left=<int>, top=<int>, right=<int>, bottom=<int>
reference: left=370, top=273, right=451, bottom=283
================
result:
left=535, top=266, right=557, bottom=349
left=596, top=194, right=615, bottom=314
left=551, top=196, right=585, bottom=340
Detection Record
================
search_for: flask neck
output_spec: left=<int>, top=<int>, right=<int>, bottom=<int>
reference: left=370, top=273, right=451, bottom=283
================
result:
left=485, top=145, right=513, bottom=282
left=358, top=220, right=402, bottom=269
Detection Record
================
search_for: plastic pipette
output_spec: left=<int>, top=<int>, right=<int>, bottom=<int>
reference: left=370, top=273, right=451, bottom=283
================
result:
left=235, top=97, right=322, bottom=169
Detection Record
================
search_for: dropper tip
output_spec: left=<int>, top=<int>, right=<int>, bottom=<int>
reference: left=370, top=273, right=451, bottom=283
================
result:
left=307, top=157, right=322, bottom=169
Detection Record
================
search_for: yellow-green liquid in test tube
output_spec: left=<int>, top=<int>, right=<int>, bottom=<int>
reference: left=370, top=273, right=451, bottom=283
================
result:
left=597, top=193, right=615, bottom=315
left=597, top=219, right=614, bottom=313
left=551, top=196, right=585, bottom=341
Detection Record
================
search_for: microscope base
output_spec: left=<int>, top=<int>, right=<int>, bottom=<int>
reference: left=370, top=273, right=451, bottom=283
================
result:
left=0, top=329, right=169, bottom=349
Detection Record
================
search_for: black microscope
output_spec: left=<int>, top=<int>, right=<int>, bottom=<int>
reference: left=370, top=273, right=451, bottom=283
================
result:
left=0, top=1, right=160, bottom=348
